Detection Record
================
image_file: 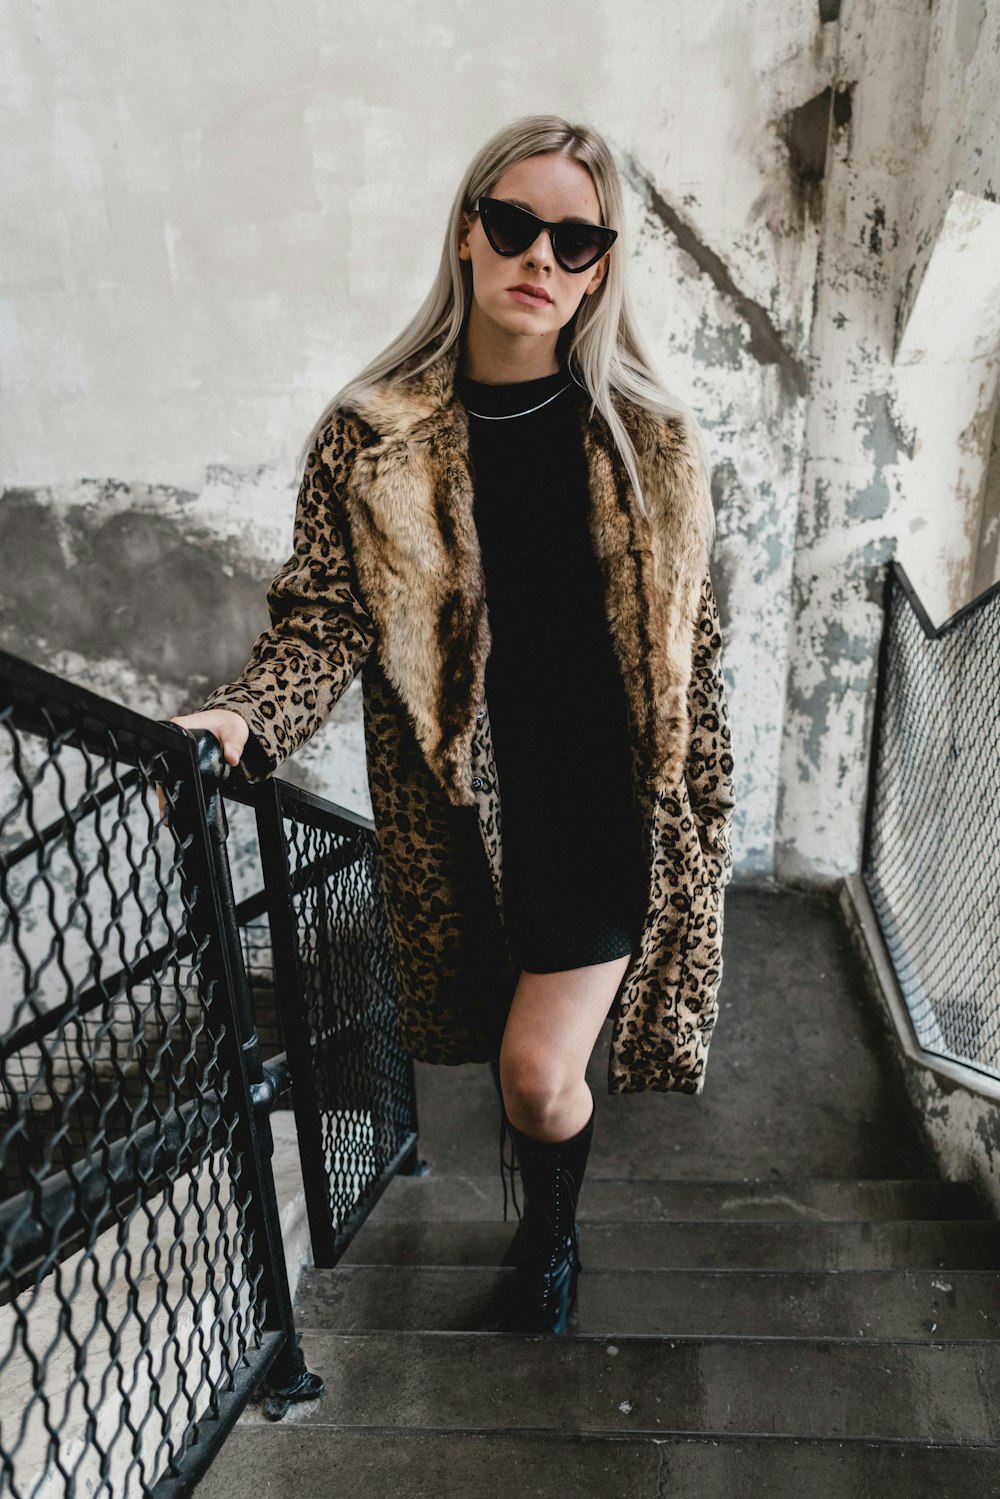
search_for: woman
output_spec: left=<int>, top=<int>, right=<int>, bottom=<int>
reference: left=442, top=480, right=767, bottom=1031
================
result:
left=170, top=114, right=737, bottom=1336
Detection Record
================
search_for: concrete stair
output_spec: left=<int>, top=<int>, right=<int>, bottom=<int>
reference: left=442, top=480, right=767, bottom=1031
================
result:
left=199, top=1171, right=1000, bottom=1494
left=196, top=888, right=1000, bottom=1495
left=297, top=1176, right=1000, bottom=1339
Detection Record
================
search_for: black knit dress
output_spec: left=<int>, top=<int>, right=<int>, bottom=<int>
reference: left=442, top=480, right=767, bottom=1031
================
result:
left=456, top=366, right=649, bottom=974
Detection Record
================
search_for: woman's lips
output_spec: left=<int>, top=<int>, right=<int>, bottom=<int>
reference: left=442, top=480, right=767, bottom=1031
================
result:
left=508, top=286, right=551, bottom=306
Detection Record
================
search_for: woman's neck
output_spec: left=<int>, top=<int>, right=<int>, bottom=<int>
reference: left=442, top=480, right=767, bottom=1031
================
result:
left=459, top=308, right=561, bottom=385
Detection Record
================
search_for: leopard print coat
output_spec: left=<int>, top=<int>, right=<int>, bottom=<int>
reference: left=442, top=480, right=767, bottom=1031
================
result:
left=201, top=341, right=737, bottom=1095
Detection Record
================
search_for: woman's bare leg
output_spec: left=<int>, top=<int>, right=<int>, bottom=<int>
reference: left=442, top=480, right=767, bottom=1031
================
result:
left=499, top=954, right=632, bottom=1141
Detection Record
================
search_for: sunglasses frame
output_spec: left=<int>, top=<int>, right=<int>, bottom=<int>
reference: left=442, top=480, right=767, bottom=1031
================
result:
left=474, top=197, right=617, bottom=275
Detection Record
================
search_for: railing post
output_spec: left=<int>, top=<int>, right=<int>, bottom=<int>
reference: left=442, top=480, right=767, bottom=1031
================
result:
left=175, top=728, right=323, bottom=1419
left=254, top=781, right=341, bottom=1267
left=860, top=558, right=895, bottom=876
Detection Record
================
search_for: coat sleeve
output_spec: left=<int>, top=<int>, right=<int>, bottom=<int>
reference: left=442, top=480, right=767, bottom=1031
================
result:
left=685, top=566, right=737, bottom=887
left=198, top=411, right=377, bottom=784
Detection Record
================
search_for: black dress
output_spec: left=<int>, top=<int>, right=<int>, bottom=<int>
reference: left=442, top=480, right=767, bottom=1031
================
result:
left=456, top=366, right=649, bottom=974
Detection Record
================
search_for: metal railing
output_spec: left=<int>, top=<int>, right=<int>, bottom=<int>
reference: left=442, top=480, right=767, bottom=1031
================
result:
left=862, top=560, right=1000, bottom=1088
left=250, top=777, right=421, bottom=1266
left=0, top=647, right=419, bottom=1498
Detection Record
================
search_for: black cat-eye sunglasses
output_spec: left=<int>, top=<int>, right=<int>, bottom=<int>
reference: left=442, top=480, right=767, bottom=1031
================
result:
left=473, top=197, right=617, bottom=274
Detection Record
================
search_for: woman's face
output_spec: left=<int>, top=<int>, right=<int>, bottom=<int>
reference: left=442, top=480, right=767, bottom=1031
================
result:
left=458, top=152, right=609, bottom=357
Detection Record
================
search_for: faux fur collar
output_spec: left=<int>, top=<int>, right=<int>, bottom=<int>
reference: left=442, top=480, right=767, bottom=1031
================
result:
left=336, top=340, right=711, bottom=807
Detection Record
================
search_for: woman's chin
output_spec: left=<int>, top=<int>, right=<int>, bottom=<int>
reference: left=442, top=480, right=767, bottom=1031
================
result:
left=488, top=307, right=560, bottom=342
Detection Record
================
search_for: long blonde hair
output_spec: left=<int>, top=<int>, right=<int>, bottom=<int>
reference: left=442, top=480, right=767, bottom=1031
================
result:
left=300, top=113, right=714, bottom=538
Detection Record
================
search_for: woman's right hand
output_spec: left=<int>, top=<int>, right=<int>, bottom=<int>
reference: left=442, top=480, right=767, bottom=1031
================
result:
left=167, top=708, right=250, bottom=768
left=154, top=709, right=250, bottom=823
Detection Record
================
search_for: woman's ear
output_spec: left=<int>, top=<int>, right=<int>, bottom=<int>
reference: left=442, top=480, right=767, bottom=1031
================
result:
left=583, top=254, right=609, bottom=296
left=457, top=211, right=473, bottom=262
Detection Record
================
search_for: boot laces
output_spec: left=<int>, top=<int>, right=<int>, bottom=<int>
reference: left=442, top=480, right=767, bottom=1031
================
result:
left=521, top=1168, right=582, bottom=1270
left=519, top=1214, right=582, bottom=1318
left=499, top=1110, right=522, bottom=1223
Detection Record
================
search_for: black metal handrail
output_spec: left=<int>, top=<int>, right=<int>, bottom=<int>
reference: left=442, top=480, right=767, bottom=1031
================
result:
left=0, top=647, right=420, bottom=1497
left=861, top=559, right=1000, bottom=1085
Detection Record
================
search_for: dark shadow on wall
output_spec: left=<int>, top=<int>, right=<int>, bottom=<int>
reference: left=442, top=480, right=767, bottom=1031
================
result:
left=0, top=486, right=271, bottom=695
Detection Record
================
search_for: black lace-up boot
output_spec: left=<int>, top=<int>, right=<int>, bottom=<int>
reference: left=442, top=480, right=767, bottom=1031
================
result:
left=499, top=1102, right=595, bottom=1335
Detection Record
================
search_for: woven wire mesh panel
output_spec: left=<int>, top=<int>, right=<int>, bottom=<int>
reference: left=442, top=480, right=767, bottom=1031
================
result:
left=0, top=681, right=268, bottom=1498
left=863, top=568, right=1000, bottom=1080
left=278, top=798, right=417, bottom=1251
left=239, top=913, right=285, bottom=1083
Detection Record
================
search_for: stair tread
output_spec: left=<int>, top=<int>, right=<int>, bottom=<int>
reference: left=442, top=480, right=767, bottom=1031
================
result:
left=372, top=1175, right=989, bottom=1223
left=194, top=1427, right=1000, bottom=1499
left=340, top=1217, right=1000, bottom=1271
left=224, top=1329, right=1000, bottom=1443
left=295, top=1263, right=1000, bottom=1339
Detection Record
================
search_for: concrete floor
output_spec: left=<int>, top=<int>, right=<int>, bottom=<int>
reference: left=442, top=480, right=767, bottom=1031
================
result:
left=412, top=882, right=934, bottom=1182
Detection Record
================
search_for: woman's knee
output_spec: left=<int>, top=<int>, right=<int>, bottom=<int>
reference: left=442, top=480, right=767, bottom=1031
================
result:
left=499, top=1050, right=578, bottom=1130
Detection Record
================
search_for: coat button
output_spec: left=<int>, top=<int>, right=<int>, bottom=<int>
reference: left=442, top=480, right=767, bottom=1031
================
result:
left=476, top=707, right=487, bottom=721
left=471, top=777, right=484, bottom=791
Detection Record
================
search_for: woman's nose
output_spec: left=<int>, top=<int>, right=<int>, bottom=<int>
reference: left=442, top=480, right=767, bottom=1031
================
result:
left=522, top=230, right=555, bottom=270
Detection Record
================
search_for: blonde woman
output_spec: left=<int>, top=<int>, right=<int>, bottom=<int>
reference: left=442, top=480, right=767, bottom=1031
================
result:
left=171, top=114, right=737, bottom=1335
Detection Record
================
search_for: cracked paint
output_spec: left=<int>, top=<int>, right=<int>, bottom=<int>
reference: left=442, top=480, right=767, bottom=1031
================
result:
left=620, top=151, right=808, bottom=400
left=848, top=391, right=917, bottom=521
left=744, top=489, right=786, bottom=585
left=791, top=618, right=875, bottom=774
left=693, top=313, right=746, bottom=372
left=859, top=199, right=900, bottom=266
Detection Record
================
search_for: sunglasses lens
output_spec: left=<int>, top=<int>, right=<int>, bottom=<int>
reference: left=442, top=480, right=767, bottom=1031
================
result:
left=552, top=224, right=612, bottom=271
left=481, top=199, right=534, bottom=254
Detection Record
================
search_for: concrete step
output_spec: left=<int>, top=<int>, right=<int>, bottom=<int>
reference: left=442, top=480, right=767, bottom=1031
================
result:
left=195, top=1427, right=1000, bottom=1499
left=368, top=1174, right=988, bottom=1224
left=339, top=1217, right=1000, bottom=1271
left=295, top=1263, right=1000, bottom=1339
left=223, top=1329, right=1000, bottom=1442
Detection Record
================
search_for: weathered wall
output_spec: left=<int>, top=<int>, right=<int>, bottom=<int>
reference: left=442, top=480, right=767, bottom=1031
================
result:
left=2, top=0, right=998, bottom=878
left=776, top=0, right=1000, bottom=885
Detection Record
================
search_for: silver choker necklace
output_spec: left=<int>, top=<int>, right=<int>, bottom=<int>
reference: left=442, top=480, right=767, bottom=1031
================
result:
left=464, top=380, right=573, bottom=420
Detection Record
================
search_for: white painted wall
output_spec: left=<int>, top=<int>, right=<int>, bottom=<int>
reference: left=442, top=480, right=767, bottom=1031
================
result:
left=0, top=0, right=810, bottom=490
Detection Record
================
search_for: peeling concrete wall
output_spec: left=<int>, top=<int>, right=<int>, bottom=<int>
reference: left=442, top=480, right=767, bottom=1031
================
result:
left=776, top=0, right=1000, bottom=887
left=2, top=0, right=998, bottom=875
left=788, top=1, right=1000, bottom=1201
